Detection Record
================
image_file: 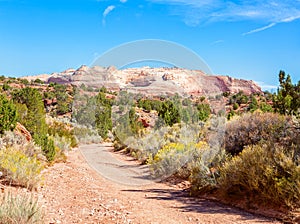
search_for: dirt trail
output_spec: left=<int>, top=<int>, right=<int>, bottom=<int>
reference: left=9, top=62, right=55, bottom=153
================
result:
left=39, top=144, right=282, bottom=224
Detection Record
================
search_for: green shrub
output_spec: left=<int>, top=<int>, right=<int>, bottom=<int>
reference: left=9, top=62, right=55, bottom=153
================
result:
left=248, top=95, right=258, bottom=112
left=48, top=121, right=78, bottom=148
left=34, top=134, right=56, bottom=162
left=138, top=99, right=162, bottom=112
left=0, top=147, right=44, bottom=190
left=233, top=103, right=239, bottom=110
left=260, top=102, right=273, bottom=112
left=218, top=144, right=300, bottom=209
left=197, top=103, right=211, bottom=121
left=0, top=191, right=44, bottom=224
left=33, top=78, right=44, bottom=84
left=158, top=100, right=180, bottom=126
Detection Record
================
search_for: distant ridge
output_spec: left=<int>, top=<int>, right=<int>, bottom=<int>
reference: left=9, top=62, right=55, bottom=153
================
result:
left=23, top=66, right=262, bottom=96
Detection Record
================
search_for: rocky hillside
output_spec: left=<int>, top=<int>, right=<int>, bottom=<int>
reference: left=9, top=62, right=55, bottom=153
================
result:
left=24, top=66, right=262, bottom=96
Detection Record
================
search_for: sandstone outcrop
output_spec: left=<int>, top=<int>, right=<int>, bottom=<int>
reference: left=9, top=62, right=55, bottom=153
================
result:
left=14, top=122, right=32, bottom=142
left=26, top=66, right=262, bottom=96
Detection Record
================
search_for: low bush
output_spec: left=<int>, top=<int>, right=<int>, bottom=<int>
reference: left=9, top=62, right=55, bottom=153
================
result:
left=0, top=191, right=44, bottom=224
left=0, top=147, right=44, bottom=190
left=34, top=134, right=56, bottom=162
left=148, top=141, right=220, bottom=180
left=53, top=134, right=71, bottom=152
left=73, top=126, right=102, bottom=144
left=48, top=121, right=78, bottom=148
left=225, top=112, right=292, bottom=155
left=218, top=143, right=300, bottom=209
left=149, top=142, right=192, bottom=178
left=189, top=146, right=227, bottom=194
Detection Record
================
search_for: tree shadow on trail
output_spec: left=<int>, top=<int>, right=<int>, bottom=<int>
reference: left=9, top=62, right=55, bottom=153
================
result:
left=122, top=188, right=279, bottom=223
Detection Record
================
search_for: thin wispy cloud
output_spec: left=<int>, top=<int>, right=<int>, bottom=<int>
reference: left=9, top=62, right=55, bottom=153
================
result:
left=243, top=23, right=276, bottom=35
left=255, top=81, right=278, bottom=91
left=148, top=0, right=300, bottom=33
left=101, top=0, right=127, bottom=26
left=243, top=13, right=300, bottom=35
left=102, top=5, right=115, bottom=25
left=211, top=40, right=224, bottom=45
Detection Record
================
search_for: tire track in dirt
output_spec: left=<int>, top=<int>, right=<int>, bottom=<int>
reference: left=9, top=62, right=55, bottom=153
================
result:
left=78, top=143, right=282, bottom=224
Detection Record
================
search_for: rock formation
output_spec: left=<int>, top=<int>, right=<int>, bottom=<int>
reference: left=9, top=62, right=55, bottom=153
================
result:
left=25, top=66, right=262, bottom=96
left=14, top=122, right=32, bottom=142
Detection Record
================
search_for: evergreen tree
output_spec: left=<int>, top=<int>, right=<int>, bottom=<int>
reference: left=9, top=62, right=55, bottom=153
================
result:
left=0, top=94, right=17, bottom=134
left=12, top=88, right=55, bottom=161
left=12, top=87, right=47, bottom=136
left=273, top=70, right=300, bottom=116
left=95, top=92, right=113, bottom=139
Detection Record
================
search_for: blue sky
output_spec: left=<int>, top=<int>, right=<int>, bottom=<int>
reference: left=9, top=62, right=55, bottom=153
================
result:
left=0, top=0, right=299, bottom=90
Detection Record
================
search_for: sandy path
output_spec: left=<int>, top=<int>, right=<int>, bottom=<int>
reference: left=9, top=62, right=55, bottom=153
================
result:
left=38, top=144, right=282, bottom=224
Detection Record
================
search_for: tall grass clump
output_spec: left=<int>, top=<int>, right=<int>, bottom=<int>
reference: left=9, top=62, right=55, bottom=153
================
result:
left=0, top=191, right=44, bottom=224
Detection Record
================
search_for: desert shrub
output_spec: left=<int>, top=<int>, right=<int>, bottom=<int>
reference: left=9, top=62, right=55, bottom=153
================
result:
left=138, top=99, right=162, bottom=112
left=19, top=79, right=29, bottom=85
left=248, top=95, right=258, bottom=112
left=0, top=131, right=46, bottom=162
left=73, top=96, right=97, bottom=127
left=129, top=107, right=143, bottom=135
left=0, top=191, right=44, bottom=224
left=260, top=102, right=273, bottom=112
left=229, top=91, right=248, bottom=105
left=233, top=103, right=239, bottom=110
left=33, top=78, right=44, bottom=84
left=225, top=112, right=292, bottom=155
left=53, top=134, right=71, bottom=152
left=150, top=142, right=187, bottom=178
left=115, top=126, right=168, bottom=161
left=197, top=103, right=211, bottom=122
left=2, top=82, right=10, bottom=91
left=48, top=121, right=78, bottom=148
left=158, top=100, right=181, bottom=126
left=0, top=131, right=26, bottom=149
left=73, top=126, right=102, bottom=144
left=149, top=142, right=202, bottom=178
left=34, top=135, right=55, bottom=162
left=0, top=147, right=44, bottom=190
left=190, top=145, right=227, bottom=193
left=218, top=144, right=300, bottom=209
